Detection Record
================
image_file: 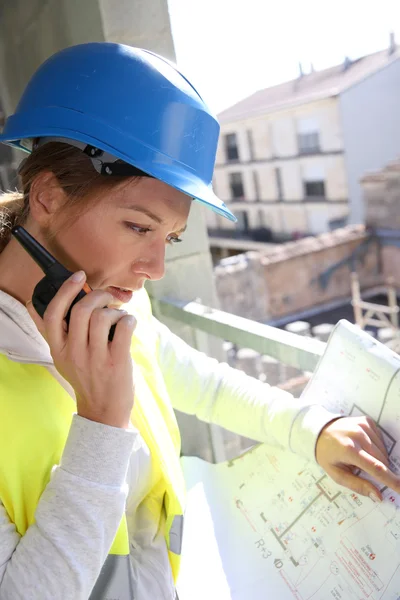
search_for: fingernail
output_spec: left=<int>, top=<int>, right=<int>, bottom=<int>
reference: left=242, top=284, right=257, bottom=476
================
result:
left=26, top=300, right=32, bottom=307
left=369, top=492, right=381, bottom=503
left=71, top=271, right=85, bottom=283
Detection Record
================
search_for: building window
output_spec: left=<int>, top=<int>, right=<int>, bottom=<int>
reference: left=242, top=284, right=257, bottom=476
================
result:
left=298, top=132, right=320, bottom=154
left=252, top=170, right=260, bottom=201
left=304, top=180, right=326, bottom=199
left=236, top=210, right=249, bottom=232
left=229, top=172, right=245, bottom=200
left=247, top=129, right=254, bottom=160
left=225, top=133, right=239, bottom=161
left=275, top=167, right=283, bottom=201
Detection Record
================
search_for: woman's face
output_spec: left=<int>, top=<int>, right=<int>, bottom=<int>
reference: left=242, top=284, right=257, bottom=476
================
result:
left=44, top=176, right=191, bottom=306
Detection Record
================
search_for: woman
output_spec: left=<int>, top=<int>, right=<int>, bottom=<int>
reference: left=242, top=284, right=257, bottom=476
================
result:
left=0, top=43, right=397, bottom=600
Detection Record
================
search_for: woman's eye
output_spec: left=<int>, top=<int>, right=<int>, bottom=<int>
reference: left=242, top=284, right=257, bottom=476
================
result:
left=126, top=223, right=183, bottom=245
left=127, top=223, right=152, bottom=235
left=166, top=235, right=183, bottom=245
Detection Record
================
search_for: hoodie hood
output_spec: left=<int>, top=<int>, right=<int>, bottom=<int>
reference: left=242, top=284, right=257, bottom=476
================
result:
left=0, top=290, right=53, bottom=365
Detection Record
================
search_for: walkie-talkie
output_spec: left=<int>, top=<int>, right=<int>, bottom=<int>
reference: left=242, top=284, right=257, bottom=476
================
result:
left=11, top=225, right=116, bottom=341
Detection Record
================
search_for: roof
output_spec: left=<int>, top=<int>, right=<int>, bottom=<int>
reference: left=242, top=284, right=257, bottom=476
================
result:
left=215, top=225, right=367, bottom=274
left=218, top=47, right=400, bottom=124
left=260, top=225, right=367, bottom=265
left=361, top=157, right=400, bottom=183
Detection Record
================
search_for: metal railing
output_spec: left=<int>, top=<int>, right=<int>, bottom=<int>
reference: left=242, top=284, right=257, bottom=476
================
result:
left=153, top=297, right=326, bottom=372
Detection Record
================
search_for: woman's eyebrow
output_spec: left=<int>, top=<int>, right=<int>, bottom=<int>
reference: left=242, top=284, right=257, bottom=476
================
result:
left=121, top=204, right=164, bottom=225
left=122, top=204, right=187, bottom=233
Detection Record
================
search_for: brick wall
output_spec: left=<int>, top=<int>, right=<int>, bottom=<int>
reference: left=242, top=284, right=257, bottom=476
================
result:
left=215, top=225, right=382, bottom=321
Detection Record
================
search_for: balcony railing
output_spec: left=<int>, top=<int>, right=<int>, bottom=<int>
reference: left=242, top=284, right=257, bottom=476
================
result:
left=152, top=296, right=326, bottom=373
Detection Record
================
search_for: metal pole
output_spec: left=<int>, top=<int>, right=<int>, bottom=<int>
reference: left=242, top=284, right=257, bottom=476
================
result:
left=387, top=276, right=399, bottom=331
left=351, top=272, right=363, bottom=329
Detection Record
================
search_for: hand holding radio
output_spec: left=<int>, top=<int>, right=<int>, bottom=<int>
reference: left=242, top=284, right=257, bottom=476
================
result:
left=11, top=225, right=118, bottom=340
left=13, top=226, right=137, bottom=429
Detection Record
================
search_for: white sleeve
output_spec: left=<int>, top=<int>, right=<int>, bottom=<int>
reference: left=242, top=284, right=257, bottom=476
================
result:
left=155, top=318, right=339, bottom=462
left=0, top=415, right=137, bottom=600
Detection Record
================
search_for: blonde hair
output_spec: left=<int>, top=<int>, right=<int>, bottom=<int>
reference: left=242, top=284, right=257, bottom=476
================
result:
left=0, top=142, right=131, bottom=252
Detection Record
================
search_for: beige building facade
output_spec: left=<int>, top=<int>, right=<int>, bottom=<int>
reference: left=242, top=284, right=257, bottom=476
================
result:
left=210, top=42, right=400, bottom=258
left=212, top=97, right=348, bottom=238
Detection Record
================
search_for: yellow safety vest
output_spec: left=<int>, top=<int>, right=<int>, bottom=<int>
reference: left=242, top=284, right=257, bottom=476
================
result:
left=0, top=288, right=186, bottom=599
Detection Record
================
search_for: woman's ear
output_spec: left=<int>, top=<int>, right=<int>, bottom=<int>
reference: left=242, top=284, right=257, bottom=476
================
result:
left=28, top=171, right=67, bottom=227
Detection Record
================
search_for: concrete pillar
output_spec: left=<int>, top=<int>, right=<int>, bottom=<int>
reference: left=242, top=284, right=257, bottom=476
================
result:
left=312, top=323, right=335, bottom=342
left=0, top=0, right=228, bottom=462
left=377, top=327, right=396, bottom=344
left=0, top=1, right=105, bottom=113
left=222, top=341, right=236, bottom=367
left=260, top=355, right=281, bottom=386
left=99, top=0, right=175, bottom=60
left=285, top=321, right=311, bottom=336
left=235, top=347, right=262, bottom=379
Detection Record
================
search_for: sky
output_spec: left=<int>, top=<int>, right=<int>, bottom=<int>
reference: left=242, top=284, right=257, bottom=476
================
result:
left=168, top=0, right=400, bottom=114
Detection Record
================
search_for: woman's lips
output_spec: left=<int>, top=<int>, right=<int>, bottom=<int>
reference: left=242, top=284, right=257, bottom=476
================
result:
left=107, top=286, right=133, bottom=303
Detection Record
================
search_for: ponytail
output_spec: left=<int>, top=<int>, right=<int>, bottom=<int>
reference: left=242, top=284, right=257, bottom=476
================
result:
left=0, top=191, right=28, bottom=253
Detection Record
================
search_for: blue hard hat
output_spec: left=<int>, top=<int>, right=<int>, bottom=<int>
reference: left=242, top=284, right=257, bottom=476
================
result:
left=0, top=43, right=236, bottom=222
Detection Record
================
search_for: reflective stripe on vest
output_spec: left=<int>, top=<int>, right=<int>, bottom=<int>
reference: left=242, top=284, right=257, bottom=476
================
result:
left=89, top=555, right=135, bottom=600
left=0, top=288, right=186, bottom=597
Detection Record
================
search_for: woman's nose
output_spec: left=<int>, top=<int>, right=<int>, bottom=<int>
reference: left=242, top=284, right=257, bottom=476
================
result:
left=144, top=240, right=166, bottom=281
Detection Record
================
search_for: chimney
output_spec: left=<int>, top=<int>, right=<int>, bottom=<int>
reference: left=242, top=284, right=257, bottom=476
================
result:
left=389, top=31, right=396, bottom=55
left=343, top=56, right=352, bottom=71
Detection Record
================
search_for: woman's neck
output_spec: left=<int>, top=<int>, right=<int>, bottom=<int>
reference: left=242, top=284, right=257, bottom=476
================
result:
left=0, top=238, right=43, bottom=305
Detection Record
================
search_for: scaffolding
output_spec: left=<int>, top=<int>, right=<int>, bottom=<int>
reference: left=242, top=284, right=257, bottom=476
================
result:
left=351, top=272, right=399, bottom=338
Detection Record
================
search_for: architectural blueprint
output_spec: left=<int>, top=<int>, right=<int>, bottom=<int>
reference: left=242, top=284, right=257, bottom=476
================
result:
left=177, top=320, right=400, bottom=600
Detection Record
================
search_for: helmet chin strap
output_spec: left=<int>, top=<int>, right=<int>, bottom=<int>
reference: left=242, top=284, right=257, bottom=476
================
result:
left=32, top=136, right=153, bottom=178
